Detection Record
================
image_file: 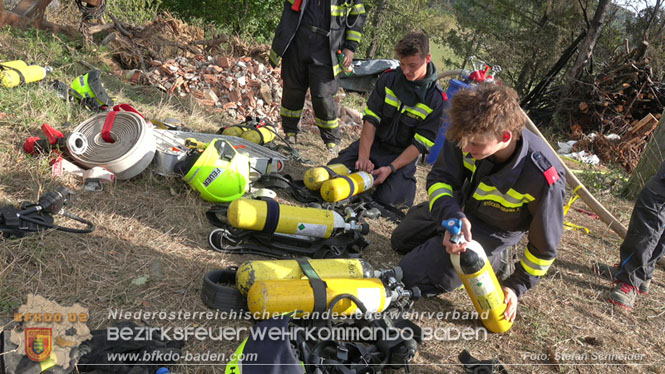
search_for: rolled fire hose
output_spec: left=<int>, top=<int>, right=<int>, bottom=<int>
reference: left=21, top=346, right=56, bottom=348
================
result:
left=69, top=111, right=155, bottom=180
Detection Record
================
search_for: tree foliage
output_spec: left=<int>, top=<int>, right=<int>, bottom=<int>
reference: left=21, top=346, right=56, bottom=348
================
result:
left=445, top=0, right=589, bottom=96
left=158, top=0, right=282, bottom=42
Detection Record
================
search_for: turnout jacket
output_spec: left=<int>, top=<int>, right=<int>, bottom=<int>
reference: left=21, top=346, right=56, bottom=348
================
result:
left=427, top=130, right=566, bottom=297
left=269, top=0, right=367, bottom=78
left=362, top=68, right=446, bottom=155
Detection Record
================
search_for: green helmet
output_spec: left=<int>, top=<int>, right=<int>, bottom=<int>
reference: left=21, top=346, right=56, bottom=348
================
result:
left=183, top=139, right=250, bottom=202
left=70, top=70, right=114, bottom=110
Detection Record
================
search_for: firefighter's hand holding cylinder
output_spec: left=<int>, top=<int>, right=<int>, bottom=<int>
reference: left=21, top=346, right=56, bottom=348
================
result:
left=342, top=48, right=354, bottom=67
left=502, top=286, right=518, bottom=322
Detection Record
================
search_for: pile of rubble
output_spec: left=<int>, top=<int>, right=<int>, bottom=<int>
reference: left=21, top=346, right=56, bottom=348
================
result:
left=128, top=55, right=363, bottom=131
left=132, top=55, right=282, bottom=122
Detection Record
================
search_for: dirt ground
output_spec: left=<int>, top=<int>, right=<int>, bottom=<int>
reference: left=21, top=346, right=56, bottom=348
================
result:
left=0, top=12, right=663, bottom=371
left=2, top=114, right=665, bottom=373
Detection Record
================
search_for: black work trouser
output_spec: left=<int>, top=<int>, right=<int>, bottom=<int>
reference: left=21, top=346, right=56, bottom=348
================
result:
left=328, top=140, right=417, bottom=207
left=280, top=27, right=340, bottom=145
left=616, top=174, right=665, bottom=289
left=394, top=202, right=523, bottom=295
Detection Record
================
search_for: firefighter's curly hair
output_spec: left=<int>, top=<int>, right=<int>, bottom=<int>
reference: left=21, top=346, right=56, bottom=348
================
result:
left=394, top=31, right=429, bottom=59
left=446, top=84, right=525, bottom=148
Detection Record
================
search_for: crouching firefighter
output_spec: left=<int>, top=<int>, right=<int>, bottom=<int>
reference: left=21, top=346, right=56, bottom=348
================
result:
left=393, top=84, right=566, bottom=323
left=330, top=31, right=446, bottom=206
left=269, top=0, right=367, bottom=153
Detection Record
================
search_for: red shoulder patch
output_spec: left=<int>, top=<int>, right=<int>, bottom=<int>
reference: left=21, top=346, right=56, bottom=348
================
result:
left=442, top=92, right=449, bottom=101
left=384, top=68, right=395, bottom=73
left=543, top=166, right=559, bottom=185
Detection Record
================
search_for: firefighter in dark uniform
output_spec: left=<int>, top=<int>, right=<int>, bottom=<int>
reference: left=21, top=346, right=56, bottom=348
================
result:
left=269, top=0, right=367, bottom=152
left=394, top=84, right=566, bottom=322
left=603, top=160, right=665, bottom=310
left=328, top=31, right=446, bottom=207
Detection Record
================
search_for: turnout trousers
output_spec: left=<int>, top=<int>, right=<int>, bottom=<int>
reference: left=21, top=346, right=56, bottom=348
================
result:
left=392, top=202, right=523, bottom=295
left=616, top=174, right=665, bottom=289
left=280, top=28, right=340, bottom=145
left=329, top=140, right=417, bottom=207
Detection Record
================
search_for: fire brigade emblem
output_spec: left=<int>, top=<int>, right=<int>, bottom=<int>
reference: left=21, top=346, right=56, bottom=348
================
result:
left=25, top=327, right=52, bottom=361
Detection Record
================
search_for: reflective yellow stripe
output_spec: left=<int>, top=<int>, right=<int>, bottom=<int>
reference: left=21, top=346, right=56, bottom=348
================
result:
left=428, top=182, right=453, bottom=211
left=287, top=0, right=294, bottom=4
left=315, top=117, right=339, bottom=129
left=280, top=106, right=302, bottom=118
left=402, top=103, right=433, bottom=120
left=472, top=183, right=535, bottom=208
left=269, top=49, right=281, bottom=66
left=462, top=153, right=476, bottom=173
left=346, top=30, right=362, bottom=42
left=384, top=87, right=400, bottom=108
left=333, top=63, right=342, bottom=77
left=363, top=107, right=381, bottom=122
left=414, top=133, right=434, bottom=150
left=331, top=5, right=346, bottom=16
left=349, top=3, right=366, bottom=14
left=520, top=248, right=555, bottom=276
left=225, top=338, right=248, bottom=373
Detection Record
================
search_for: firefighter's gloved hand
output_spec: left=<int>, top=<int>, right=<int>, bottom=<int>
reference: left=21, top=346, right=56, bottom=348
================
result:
left=502, top=287, right=518, bottom=322
left=371, top=166, right=391, bottom=185
left=342, top=48, right=354, bottom=67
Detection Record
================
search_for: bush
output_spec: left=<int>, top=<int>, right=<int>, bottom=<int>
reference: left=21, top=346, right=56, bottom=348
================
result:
left=158, top=0, right=282, bottom=42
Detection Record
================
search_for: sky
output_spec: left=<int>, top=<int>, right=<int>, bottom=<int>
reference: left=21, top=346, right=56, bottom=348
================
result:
left=614, top=0, right=657, bottom=13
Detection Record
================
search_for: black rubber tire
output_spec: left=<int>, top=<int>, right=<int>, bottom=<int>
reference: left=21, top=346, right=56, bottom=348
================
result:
left=200, top=267, right=247, bottom=311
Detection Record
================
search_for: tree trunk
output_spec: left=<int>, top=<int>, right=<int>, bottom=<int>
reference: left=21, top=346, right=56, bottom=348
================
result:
left=365, top=0, right=387, bottom=58
left=566, top=0, right=611, bottom=84
left=624, top=110, right=665, bottom=199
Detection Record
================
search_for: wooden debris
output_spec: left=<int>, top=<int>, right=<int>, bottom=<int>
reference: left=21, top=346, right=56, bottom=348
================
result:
left=566, top=40, right=665, bottom=172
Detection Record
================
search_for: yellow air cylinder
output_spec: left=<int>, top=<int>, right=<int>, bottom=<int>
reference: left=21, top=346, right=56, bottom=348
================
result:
left=0, top=63, right=48, bottom=88
left=236, top=258, right=373, bottom=296
left=0, top=60, right=28, bottom=69
left=320, top=171, right=374, bottom=202
left=241, top=125, right=276, bottom=145
left=221, top=125, right=248, bottom=137
left=451, top=240, right=514, bottom=333
left=247, top=278, right=390, bottom=318
left=227, top=198, right=344, bottom=238
left=304, top=164, right=350, bottom=191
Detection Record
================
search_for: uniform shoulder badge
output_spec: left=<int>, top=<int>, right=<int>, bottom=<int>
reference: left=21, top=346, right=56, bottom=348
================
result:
left=531, top=152, right=559, bottom=186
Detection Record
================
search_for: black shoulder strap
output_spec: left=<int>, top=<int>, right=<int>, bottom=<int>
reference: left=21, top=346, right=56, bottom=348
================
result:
left=296, top=258, right=328, bottom=314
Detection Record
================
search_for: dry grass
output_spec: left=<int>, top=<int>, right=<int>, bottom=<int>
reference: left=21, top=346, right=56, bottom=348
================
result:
left=1, top=23, right=665, bottom=374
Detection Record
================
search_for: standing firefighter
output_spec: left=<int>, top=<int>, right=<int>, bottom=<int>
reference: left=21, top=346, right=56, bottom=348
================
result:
left=269, top=0, right=367, bottom=153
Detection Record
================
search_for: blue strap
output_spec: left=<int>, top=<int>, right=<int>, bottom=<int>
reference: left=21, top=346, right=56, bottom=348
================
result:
left=262, top=199, right=280, bottom=233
